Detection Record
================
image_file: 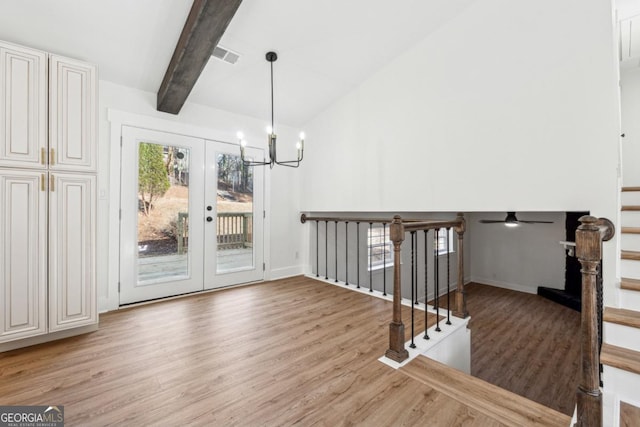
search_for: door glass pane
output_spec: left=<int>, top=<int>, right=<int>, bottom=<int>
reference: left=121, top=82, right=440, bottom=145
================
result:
left=137, top=143, right=190, bottom=283
left=216, top=153, right=254, bottom=273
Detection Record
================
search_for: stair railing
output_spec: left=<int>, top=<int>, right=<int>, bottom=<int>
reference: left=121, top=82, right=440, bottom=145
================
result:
left=386, top=213, right=467, bottom=362
left=575, top=215, right=614, bottom=427
left=300, top=213, right=467, bottom=364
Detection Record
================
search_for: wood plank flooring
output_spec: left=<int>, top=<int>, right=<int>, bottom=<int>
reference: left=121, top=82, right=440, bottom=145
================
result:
left=621, top=401, right=640, bottom=427
left=400, top=356, right=569, bottom=426
left=0, top=276, right=515, bottom=427
left=464, top=283, right=581, bottom=416
left=0, top=277, right=576, bottom=426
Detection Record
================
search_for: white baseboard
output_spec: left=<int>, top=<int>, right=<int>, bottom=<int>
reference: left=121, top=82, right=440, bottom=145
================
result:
left=270, top=265, right=304, bottom=280
left=469, top=276, right=541, bottom=295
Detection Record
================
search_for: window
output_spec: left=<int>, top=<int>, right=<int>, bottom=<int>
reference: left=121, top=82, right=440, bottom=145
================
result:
left=368, top=226, right=393, bottom=270
left=436, top=228, right=454, bottom=255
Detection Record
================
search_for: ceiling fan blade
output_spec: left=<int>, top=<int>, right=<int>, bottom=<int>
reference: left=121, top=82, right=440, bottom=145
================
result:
left=518, top=220, right=554, bottom=224
left=479, top=220, right=506, bottom=224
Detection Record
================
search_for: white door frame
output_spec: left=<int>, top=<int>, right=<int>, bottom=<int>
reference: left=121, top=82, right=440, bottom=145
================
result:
left=119, top=126, right=206, bottom=304
left=107, top=109, right=271, bottom=311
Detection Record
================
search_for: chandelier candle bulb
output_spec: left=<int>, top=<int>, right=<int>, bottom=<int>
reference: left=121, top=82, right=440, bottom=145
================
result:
left=239, top=51, right=305, bottom=168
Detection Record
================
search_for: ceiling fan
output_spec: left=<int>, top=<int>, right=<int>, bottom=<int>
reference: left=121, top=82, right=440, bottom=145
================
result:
left=479, top=212, right=553, bottom=227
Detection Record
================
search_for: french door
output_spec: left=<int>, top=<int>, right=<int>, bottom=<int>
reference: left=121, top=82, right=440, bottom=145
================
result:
left=119, top=126, right=264, bottom=305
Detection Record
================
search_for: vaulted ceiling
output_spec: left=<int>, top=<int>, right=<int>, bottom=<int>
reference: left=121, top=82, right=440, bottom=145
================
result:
left=1, top=1, right=477, bottom=126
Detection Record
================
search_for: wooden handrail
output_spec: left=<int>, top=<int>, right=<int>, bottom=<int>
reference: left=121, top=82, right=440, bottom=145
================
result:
left=301, top=214, right=394, bottom=224
left=403, top=218, right=464, bottom=232
left=300, top=213, right=463, bottom=228
left=575, top=215, right=614, bottom=427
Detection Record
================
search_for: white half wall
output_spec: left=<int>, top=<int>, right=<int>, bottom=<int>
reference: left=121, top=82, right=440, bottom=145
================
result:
left=97, top=80, right=304, bottom=312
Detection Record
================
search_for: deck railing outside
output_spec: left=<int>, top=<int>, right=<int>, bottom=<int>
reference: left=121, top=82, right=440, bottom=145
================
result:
left=218, top=212, right=253, bottom=249
left=176, top=212, right=253, bottom=253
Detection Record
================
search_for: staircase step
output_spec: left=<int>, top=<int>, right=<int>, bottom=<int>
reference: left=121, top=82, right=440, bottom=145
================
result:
left=622, top=186, right=640, bottom=192
left=622, top=250, right=640, bottom=261
left=621, top=277, right=640, bottom=292
left=620, top=288, right=640, bottom=311
left=621, top=232, right=640, bottom=251
left=601, top=343, right=640, bottom=375
left=622, top=205, right=640, bottom=211
left=604, top=307, right=640, bottom=328
left=399, top=355, right=569, bottom=427
left=604, top=308, right=640, bottom=352
left=621, top=259, right=640, bottom=278
left=622, top=227, right=640, bottom=234
left=621, top=211, right=640, bottom=228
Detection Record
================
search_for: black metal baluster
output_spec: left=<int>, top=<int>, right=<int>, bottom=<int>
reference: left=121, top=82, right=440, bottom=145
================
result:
left=325, top=221, right=329, bottom=280
left=335, top=221, right=339, bottom=283
left=315, top=221, right=319, bottom=277
left=424, top=229, right=429, bottom=340
left=410, top=231, right=416, bottom=349
left=597, top=260, right=604, bottom=386
left=435, top=228, right=441, bottom=332
left=345, top=222, right=349, bottom=286
left=383, top=223, right=387, bottom=296
left=369, top=222, right=373, bottom=292
left=357, top=222, right=361, bottom=288
left=414, top=233, right=419, bottom=305
left=446, top=227, right=452, bottom=325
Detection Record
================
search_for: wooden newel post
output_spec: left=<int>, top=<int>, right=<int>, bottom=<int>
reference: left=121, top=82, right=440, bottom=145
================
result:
left=453, top=212, right=468, bottom=318
left=575, top=215, right=605, bottom=427
left=386, top=215, right=409, bottom=362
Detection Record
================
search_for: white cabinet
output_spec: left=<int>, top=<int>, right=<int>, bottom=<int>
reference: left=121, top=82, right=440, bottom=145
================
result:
left=0, top=40, right=97, bottom=348
left=0, top=42, right=47, bottom=169
left=49, top=55, right=97, bottom=172
left=49, top=172, right=96, bottom=332
left=0, top=170, right=47, bottom=341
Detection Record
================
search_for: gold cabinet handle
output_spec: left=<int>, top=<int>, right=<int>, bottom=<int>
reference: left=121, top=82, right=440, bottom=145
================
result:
left=41, top=148, right=46, bottom=165
left=40, top=174, right=46, bottom=191
left=50, top=175, right=54, bottom=192
left=50, top=148, right=55, bottom=165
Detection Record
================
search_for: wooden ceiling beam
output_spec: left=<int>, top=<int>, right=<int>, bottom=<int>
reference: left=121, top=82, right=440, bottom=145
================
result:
left=157, top=0, right=242, bottom=114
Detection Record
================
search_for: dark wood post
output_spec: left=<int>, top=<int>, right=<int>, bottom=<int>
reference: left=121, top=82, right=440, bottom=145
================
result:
left=386, top=215, right=409, bottom=362
left=575, top=215, right=613, bottom=427
left=453, top=212, right=468, bottom=318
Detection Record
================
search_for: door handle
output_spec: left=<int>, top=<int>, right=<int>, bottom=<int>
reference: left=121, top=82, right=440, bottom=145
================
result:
left=206, top=216, right=213, bottom=222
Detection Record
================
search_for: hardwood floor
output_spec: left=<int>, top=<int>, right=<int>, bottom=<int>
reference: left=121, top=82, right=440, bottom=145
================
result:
left=465, top=283, right=581, bottom=416
left=0, top=277, right=570, bottom=426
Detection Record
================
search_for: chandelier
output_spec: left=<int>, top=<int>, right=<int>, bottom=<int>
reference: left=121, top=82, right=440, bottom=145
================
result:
left=238, top=51, right=305, bottom=168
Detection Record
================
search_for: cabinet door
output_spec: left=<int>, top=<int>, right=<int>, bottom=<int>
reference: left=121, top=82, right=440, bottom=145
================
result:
left=0, top=41, right=47, bottom=169
left=49, top=55, right=97, bottom=172
left=0, top=170, right=47, bottom=342
left=49, top=172, right=96, bottom=331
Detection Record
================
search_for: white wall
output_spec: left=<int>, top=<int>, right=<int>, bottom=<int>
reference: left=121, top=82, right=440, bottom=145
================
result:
left=97, top=80, right=304, bottom=312
left=468, top=212, right=566, bottom=294
left=620, top=67, right=640, bottom=186
left=301, top=0, right=621, bottom=303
